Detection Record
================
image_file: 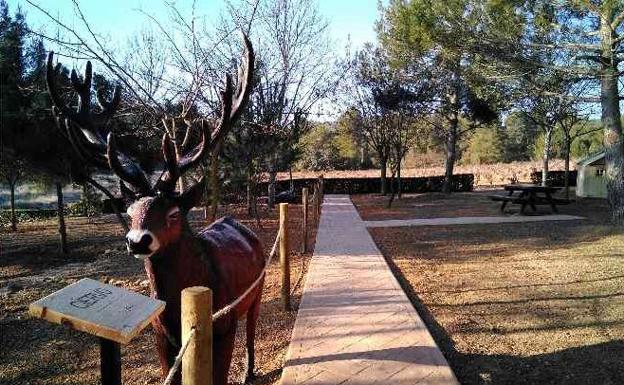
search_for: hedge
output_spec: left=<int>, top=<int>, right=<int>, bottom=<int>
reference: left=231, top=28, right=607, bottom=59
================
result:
left=256, top=174, right=474, bottom=195
left=530, top=170, right=577, bottom=187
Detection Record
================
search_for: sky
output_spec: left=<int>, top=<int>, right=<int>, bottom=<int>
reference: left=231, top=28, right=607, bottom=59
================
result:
left=14, top=0, right=380, bottom=52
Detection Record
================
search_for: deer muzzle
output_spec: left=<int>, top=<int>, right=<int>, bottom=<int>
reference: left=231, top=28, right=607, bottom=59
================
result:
left=126, top=230, right=160, bottom=259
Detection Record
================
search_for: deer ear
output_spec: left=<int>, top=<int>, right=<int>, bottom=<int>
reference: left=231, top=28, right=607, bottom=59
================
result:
left=178, top=178, right=206, bottom=213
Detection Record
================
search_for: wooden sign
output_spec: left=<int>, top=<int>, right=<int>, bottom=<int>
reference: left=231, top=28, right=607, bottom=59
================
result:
left=29, top=278, right=165, bottom=344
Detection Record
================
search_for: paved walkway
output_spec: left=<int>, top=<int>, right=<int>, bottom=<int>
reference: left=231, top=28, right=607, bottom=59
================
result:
left=365, top=214, right=584, bottom=228
left=280, top=195, right=458, bottom=385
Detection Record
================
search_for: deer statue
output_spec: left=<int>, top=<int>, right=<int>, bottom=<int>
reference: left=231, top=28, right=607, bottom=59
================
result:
left=46, top=36, right=263, bottom=385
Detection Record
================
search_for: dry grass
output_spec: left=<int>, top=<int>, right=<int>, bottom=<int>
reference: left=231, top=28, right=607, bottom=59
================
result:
left=0, top=203, right=316, bottom=385
left=354, top=193, right=624, bottom=385
left=275, top=160, right=567, bottom=187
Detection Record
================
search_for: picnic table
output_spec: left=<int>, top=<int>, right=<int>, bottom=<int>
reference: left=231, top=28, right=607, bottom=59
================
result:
left=489, top=184, right=570, bottom=214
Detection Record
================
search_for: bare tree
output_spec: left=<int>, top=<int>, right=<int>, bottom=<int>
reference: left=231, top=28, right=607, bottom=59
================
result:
left=219, top=0, right=338, bottom=208
left=0, top=156, right=25, bottom=231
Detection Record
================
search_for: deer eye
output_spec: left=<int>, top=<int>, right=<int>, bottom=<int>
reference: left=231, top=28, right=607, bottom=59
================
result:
left=166, top=207, right=181, bottom=220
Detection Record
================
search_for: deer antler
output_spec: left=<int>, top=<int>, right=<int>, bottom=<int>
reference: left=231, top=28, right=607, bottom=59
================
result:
left=47, top=32, right=255, bottom=198
left=156, top=34, right=255, bottom=193
left=106, top=134, right=152, bottom=194
left=46, top=51, right=151, bottom=195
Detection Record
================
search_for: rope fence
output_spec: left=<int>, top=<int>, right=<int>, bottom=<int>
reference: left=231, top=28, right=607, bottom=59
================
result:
left=163, top=327, right=196, bottom=385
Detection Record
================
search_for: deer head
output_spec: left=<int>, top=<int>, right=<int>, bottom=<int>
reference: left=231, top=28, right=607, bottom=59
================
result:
left=47, top=36, right=255, bottom=258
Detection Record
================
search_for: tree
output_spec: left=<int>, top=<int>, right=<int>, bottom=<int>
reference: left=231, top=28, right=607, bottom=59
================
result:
left=374, top=80, right=426, bottom=199
left=0, top=5, right=77, bottom=252
left=480, top=1, right=624, bottom=223
left=463, top=126, right=504, bottom=165
left=501, top=112, right=537, bottom=162
left=218, top=0, right=337, bottom=208
left=345, top=45, right=393, bottom=194
left=378, top=0, right=499, bottom=193
left=0, top=156, right=26, bottom=231
left=296, top=123, right=343, bottom=171
left=335, top=108, right=371, bottom=169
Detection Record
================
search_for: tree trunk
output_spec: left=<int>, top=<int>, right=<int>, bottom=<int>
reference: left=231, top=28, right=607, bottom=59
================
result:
left=442, top=121, right=458, bottom=193
left=442, top=67, right=461, bottom=194
left=268, top=167, right=277, bottom=209
left=56, top=182, right=68, bottom=254
left=81, top=184, right=89, bottom=217
left=397, top=161, right=402, bottom=199
left=380, top=156, right=388, bottom=195
left=542, top=127, right=552, bottom=187
left=564, top=133, right=571, bottom=199
left=9, top=181, right=16, bottom=231
left=600, top=16, right=624, bottom=224
left=360, top=147, right=366, bottom=169
left=247, top=164, right=255, bottom=215
left=209, top=150, right=220, bottom=222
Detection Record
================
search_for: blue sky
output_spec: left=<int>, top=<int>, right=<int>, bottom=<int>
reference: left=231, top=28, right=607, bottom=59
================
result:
left=15, top=0, right=380, bottom=51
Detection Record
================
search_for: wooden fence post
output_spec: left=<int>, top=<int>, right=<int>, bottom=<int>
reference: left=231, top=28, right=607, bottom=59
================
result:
left=302, top=188, right=308, bottom=254
left=316, top=175, right=324, bottom=220
left=279, top=203, right=291, bottom=311
left=182, top=286, right=213, bottom=385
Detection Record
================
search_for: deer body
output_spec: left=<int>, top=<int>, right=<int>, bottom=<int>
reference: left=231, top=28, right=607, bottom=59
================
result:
left=46, top=34, right=258, bottom=385
left=144, top=216, right=264, bottom=385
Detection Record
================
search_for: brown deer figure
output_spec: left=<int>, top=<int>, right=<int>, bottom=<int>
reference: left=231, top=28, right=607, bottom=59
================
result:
left=47, top=37, right=263, bottom=385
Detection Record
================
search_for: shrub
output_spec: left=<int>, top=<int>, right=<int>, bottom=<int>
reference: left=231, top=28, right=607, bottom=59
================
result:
left=530, top=170, right=577, bottom=187
left=0, top=209, right=57, bottom=228
left=256, top=174, right=474, bottom=195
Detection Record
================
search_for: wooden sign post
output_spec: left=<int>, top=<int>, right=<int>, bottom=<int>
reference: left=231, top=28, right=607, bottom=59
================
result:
left=29, top=278, right=165, bottom=385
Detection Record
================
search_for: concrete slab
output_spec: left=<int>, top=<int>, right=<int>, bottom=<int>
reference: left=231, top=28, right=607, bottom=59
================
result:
left=364, top=214, right=585, bottom=228
left=280, top=195, right=458, bottom=385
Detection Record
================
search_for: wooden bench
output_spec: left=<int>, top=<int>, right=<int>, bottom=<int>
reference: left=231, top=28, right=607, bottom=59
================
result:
left=489, top=193, right=570, bottom=214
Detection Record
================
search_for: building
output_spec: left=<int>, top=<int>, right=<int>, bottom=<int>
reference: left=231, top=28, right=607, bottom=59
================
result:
left=576, top=151, right=607, bottom=198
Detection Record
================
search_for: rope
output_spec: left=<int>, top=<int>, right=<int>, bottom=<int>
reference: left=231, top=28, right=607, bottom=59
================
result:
left=290, top=256, right=308, bottom=296
left=162, top=327, right=196, bottom=385
left=212, top=228, right=281, bottom=321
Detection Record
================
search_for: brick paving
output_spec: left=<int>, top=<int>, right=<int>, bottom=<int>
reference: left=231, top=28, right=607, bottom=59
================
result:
left=280, top=195, right=458, bottom=385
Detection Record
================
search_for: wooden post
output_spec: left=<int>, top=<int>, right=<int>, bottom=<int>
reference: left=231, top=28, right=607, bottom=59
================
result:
left=313, top=184, right=318, bottom=221
left=279, top=203, right=291, bottom=311
left=99, top=338, right=121, bottom=385
left=302, top=188, right=308, bottom=254
left=316, top=176, right=324, bottom=220
left=182, top=286, right=213, bottom=385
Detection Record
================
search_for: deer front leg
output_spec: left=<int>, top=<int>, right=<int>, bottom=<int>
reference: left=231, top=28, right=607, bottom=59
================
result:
left=155, top=330, right=180, bottom=385
left=214, top=324, right=237, bottom=385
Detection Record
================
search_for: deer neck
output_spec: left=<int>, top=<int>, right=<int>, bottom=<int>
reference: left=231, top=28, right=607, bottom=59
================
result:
left=143, top=221, right=209, bottom=303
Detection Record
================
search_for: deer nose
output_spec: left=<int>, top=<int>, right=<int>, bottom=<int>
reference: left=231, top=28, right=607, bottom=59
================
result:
left=126, top=232, right=153, bottom=255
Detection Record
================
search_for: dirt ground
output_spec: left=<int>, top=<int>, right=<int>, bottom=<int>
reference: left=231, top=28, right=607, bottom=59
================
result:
left=0, top=203, right=317, bottom=385
left=353, top=192, right=624, bottom=384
